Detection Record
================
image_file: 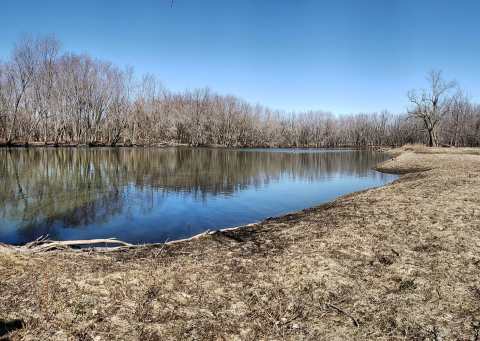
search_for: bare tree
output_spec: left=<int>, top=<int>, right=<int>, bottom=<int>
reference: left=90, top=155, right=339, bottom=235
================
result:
left=4, top=36, right=38, bottom=143
left=407, top=70, right=456, bottom=147
left=32, top=35, right=61, bottom=143
left=0, top=63, right=7, bottom=140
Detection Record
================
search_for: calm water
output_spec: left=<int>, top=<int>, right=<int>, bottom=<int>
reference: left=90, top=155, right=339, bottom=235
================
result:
left=0, top=148, right=397, bottom=244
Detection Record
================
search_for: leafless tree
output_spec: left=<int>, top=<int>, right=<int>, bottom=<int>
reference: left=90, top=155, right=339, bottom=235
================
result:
left=407, top=70, right=457, bottom=147
left=3, top=36, right=38, bottom=143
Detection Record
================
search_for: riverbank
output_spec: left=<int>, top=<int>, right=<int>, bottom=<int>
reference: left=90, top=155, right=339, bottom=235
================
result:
left=0, top=140, right=390, bottom=150
left=0, top=141, right=190, bottom=148
left=1, top=146, right=480, bottom=340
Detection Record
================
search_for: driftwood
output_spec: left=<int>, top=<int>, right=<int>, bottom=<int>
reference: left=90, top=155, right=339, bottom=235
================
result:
left=0, top=237, right=134, bottom=254
left=0, top=223, right=258, bottom=254
left=0, top=229, right=219, bottom=254
left=31, top=239, right=133, bottom=252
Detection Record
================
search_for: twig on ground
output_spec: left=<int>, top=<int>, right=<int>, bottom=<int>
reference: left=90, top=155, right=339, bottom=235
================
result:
left=326, top=303, right=360, bottom=327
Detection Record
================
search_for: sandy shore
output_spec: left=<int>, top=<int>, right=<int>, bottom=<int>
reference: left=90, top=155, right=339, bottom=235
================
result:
left=1, top=146, right=480, bottom=340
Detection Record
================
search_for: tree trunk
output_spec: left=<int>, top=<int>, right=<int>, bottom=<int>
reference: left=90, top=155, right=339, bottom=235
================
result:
left=426, top=127, right=440, bottom=147
left=427, top=128, right=435, bottom=147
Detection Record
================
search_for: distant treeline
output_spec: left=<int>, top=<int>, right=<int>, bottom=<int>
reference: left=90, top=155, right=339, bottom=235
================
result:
left=1, top=35, right=479, bottom=147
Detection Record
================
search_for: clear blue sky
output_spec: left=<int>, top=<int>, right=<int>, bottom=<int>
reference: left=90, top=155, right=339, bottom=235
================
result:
left=1, top=0, right=479, bottom=114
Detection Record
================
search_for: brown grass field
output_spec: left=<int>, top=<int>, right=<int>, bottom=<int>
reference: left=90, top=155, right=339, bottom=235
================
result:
left=1, top=146, right=480, bottom=340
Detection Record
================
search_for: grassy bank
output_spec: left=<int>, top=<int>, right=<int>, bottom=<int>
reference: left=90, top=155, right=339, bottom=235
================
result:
left=1, top=147, right=480, bottom=340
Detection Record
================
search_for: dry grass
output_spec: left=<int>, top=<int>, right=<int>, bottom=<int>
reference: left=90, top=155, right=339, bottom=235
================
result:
left=393, top=143, right=480, bottom=156
left=1, top=147, right=480, bottom=340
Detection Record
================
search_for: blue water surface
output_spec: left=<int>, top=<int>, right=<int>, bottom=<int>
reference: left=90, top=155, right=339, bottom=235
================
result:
left=0, top=148, right=397, bottom=244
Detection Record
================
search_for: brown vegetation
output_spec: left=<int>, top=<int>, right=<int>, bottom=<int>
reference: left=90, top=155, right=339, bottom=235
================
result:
left=1, top=35, right=479, bottom=148
left=1, top=147, right=479, bottom=340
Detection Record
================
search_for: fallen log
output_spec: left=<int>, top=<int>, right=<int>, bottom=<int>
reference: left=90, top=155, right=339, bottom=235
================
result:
left=0, top=238, right=133, bottom=254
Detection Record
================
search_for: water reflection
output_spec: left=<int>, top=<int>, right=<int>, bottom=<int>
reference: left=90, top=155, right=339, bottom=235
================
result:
left=0, top=148, right=396, bottom=244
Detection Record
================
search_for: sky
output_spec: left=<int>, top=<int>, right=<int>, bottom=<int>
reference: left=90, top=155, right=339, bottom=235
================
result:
left=1, top=0, right=479, bottom=114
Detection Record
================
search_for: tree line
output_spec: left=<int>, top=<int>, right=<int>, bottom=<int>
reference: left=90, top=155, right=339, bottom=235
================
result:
left=1, top=35, right=479, bottom=147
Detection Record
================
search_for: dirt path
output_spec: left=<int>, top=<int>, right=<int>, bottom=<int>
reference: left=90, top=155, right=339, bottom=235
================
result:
left=1, top=147, right=480, bottom=340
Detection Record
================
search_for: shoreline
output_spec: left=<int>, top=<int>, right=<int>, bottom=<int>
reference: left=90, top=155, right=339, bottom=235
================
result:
left=1, top=146, right=480, bottom=340
left=0, top=141, right=391, bottom=150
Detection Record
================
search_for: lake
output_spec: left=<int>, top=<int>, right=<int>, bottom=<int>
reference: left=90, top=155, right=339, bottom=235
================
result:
left=0, top=148, right=397, bottom=244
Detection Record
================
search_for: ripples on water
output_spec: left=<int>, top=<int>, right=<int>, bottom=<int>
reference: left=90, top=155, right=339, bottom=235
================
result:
left=0, top=148, right=397, bottom=244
